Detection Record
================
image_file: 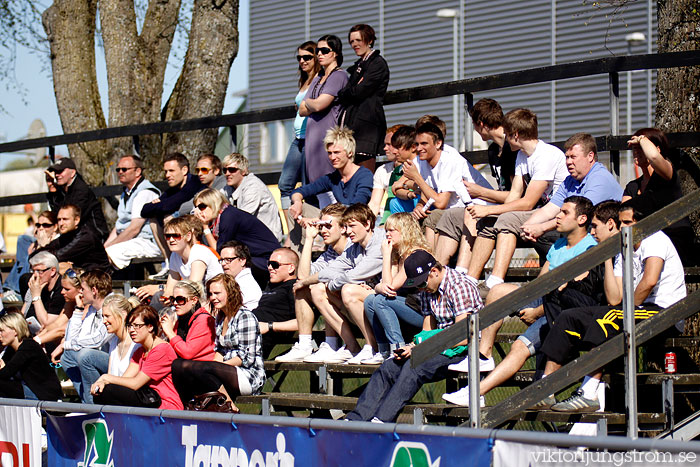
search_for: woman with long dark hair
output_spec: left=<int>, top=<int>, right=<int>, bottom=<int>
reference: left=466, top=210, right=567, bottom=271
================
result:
left=279, top=41, right=321, bottom=221
left=337, top=24, right=390, bottom=172
left=299, top=34, right=349, bottom=206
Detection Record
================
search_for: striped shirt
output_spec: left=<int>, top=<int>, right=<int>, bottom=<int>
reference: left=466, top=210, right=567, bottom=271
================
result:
left=420, top=267, right=482, bottom=328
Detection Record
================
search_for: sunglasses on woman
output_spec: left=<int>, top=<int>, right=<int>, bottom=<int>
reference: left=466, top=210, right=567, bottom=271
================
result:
left=222, top=167, right=240, bottom=174
left=195, top=203, right=208, bottom=211
left=164, top=233, right=183, bottom=240
left=172, top=296, right=191, bottom=306
left=315, top=47, right=332, bottom=55
left=36, top=223, right=55, bottom=228
left=296, top=54, right=314, bottom=62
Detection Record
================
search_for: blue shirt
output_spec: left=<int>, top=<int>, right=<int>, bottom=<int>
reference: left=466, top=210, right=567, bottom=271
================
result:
left=549, top=162, right=622, bottom=207
left=546, top=233, right=597, bottom=269
left=292, top=167, right=373, bottom=205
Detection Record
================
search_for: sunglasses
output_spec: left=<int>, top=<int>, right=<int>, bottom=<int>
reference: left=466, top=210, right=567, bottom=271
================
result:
left=164, top=233, right=183, bottom=240
left=219, top=256, right=240, bottom=264
left=65, top=268, right=78, bottom=279
left=36, top=223, right=55, bottom=228
left=195, top=203, right=209, bottom=211
left=222, top=167, right=240, bottom=174
left=194, top=167, right=212, bottom=175
left=172, top=296, right=191, bottom=306
left=296, top=54, right=314, bottom=62
left=53, top=168, right=66, bottom=175
left=315, top=47, right=332, bottom=55
left=268, top=260, right=293, bottom=270
left=115, top=167, right=135, bottom=173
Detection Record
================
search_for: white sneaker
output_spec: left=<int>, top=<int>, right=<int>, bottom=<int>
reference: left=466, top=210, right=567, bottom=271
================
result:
left=370, top=417, right=384, bottom=424
left=442, top=386, right=485, bottom=407
left=275, top=343, right=314, bottom=362
left=360, top=352, right=385, bottom=365
left=325, top=345, right=353, bottom=363
left=447, top=356, right=495, bottom=373
left=303, top=342, right=337, bottom=363
left=346, top=346, right=374, bottom=365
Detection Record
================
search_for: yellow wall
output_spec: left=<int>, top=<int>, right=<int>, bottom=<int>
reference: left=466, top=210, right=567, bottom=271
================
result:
left=0, top=213, right=32, bottom=255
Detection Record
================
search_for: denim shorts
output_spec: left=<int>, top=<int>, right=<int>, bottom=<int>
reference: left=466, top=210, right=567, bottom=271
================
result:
left=517, top=315, right=548, bottom=356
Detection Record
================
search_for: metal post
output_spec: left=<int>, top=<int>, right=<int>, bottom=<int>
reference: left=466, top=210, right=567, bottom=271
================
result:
left=464, top=93, right=474, bottom=152
left=609, top=72, right=620, bottom=178
left=621, top=225, right=638, bottom=438
left=662, top=377, right=675, bottom=433
left=132, top=135, right=141, bottom=156
left=229, top=125, right=238, bottom=152
left=451, top=14, right=459, bottom=149
left=468, top=312, right=481, bottom=428
left=123, top=281, right=131, bottom=297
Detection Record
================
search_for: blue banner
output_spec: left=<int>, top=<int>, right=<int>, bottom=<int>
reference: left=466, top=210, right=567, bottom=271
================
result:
left=47, top=412, right=492, bottom=467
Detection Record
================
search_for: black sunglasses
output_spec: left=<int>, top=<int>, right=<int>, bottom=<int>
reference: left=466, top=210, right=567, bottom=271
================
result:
left=115, top=167, right=135, bottom=173
left=172, top=296, right=191, bottom=306
left=36, top=223, right=55, bottom=228
left=222, top=167, right=240, bottom=174
left=268, top=260, right=293, bottom=270
left=195, top=203, right=208, bottom=211
left=65, top=268, right=78, bottom=279
left=296, top=54, right=314, bottom=62
left=315, top=47, right=332, bottom=55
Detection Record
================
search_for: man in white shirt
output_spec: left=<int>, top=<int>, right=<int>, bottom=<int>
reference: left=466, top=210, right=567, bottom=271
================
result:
left=221, top=153, right=284, bottom=242
left=104, top=155, right=162, bottom=270
left=219, top=240, right=262, bottom=310
left=464, top=108, right=568, bottom=297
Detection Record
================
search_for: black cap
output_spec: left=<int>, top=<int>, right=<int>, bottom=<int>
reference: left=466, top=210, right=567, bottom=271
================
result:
left=404, top=250, right=436, bottom=288
left=49, top=158, right=76, bottom=172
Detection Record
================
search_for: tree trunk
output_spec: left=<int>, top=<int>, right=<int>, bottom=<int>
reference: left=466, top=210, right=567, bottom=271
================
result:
left=162, top=0, right=239, bottom=164
left=42, top=0, right=108, bottom=186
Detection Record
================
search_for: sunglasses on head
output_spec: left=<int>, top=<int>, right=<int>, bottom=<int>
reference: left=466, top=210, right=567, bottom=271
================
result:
left=115, top=167, right=135, bottom=173
left=194, top=167, right=211, bottom=175
left=222, top=167, right=240, bottom=174
left=172, top=296, right=191, bottom=306
left=296, top=54, right=314, bottom=62
left=195, top=203, right=208, bottom=211
left=268, top=260, right=292, bottom=270
left=36, top=222, right=55, bottom=228
left=164, top=233, right=183, bottom=240
left=65, top=268, right=78, bottom=279
left=315, top=47, right=332, bottom=55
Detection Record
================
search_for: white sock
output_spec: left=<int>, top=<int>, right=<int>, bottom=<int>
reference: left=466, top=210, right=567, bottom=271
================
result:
left=455, top=266, right=469, bottom=275
left=361, top=344, right=372, bottom=353
left=325, top=336, right=340, bottom=350
left=580, top=376, right=600, bottom=400
left=298, top=334, right=312, bottom=349
left=485, top=274, right=504, bottom=289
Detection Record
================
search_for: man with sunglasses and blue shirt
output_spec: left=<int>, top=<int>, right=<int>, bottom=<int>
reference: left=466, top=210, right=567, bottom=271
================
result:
left=104, top=155, right=161, bottom=271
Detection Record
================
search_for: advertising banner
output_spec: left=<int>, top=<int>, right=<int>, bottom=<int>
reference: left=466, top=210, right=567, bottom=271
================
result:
left=0, top=405, right=42, bottom=467
left=47, top=412, right=492, bottom=467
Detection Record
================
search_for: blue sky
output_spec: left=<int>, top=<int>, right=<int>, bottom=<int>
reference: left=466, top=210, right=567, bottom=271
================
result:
left=0, top=0, right=249, bottom=167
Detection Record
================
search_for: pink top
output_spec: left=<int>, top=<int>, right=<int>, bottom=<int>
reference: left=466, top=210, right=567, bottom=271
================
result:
left=133, top=342, right=183, bottom=410
left=169, top=308, right=216, bottom=361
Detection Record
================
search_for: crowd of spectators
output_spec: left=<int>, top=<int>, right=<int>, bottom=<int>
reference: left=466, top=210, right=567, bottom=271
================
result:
left=0, top=22, right=694, bottom=422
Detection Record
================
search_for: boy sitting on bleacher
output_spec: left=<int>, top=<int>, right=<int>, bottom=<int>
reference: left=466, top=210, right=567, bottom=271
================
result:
left=538, top=202, right=686, bottom=412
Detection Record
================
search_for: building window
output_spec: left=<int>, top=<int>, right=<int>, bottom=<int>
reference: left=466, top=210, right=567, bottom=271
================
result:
left=259, top=120, right=293, bottom=164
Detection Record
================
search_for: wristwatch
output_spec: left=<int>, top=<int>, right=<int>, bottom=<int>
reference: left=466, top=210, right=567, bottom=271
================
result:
left=31, top=296, right=41, bottom=303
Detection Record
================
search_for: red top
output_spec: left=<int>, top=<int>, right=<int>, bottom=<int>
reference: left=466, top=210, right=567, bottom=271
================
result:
left=168, top=308, right=216, bottom=361
left=133, top=342, right=183, bottom=410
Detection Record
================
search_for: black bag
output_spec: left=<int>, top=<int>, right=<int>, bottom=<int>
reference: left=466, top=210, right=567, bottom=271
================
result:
left=185, top=391, right=238, bottom=413
left=135, top=386, right=161, bottom=408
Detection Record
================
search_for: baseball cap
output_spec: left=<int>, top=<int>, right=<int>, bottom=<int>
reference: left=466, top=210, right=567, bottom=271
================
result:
left=49, top=158, right=76, bottom=172
left=404, top=250, right=436, bottom=288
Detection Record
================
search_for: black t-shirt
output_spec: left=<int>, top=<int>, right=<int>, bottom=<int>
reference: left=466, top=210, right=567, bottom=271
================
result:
left=252, top=279, right=296, bottom=322
left=0, top=339, right=63, bottom=400
left=26, top=277, right=65, bottom=323
left=488, top=140, right=518, bottom=192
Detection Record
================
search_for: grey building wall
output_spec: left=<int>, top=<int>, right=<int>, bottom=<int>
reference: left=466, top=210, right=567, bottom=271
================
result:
left=247, top=0, right=656, bottom=179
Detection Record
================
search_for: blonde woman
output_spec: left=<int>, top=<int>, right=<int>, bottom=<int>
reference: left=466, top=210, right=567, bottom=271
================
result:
left=161, top=279, right=216, bottom=361
left=102, top=294, right=140, bottom=377
left=362, top=213, right=429, bottom=363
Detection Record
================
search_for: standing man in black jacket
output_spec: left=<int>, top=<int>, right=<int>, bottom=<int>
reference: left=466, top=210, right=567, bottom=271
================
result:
left=46, top=158, right=109, bottom=241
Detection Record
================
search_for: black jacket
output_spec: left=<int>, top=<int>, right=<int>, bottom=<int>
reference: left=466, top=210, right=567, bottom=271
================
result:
left=47, top=174, right=109, bottom=241
left=337, top=50, right=390, bottom=157
left=140, top=173, right=205, bottom=220
left=39, top=225, right=110, bottom=272
left=0, top=339, right=63, bottom=401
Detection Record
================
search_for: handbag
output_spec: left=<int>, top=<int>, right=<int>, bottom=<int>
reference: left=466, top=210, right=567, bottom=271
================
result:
left=135, top=386, right=161, bottom=408
left=185, top=391, right=238, bottom=413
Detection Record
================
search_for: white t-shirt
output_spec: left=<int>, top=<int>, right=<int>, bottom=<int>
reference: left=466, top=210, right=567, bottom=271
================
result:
left=373, top=162, right=395, bottom=190
left=613, top=230, right=686, bottom=309
left=107, top=335, right=140, bottom=376
left=514, top=140, right=568, bottom=205
left=418, top=148, right=470, bottom=209
left=235, top=267, right=262, bottom=310
left=130, top=189, right=159, bottom=220
left=169, top=244, right=224, bottom=282
left=443, top=144, right=494, bottom=206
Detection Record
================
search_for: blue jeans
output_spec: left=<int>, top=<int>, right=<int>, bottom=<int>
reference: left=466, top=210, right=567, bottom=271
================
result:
left=346, top=352, right=461, bottom=422
left=364, top=294, right=423, bottom=346
left=389, top=197, right=418, bottom=214
left=4, top=235, right=34, bottom=293
left=61, top=348, right=109, bottom=404
left=278, top=138, right=306, bottom=209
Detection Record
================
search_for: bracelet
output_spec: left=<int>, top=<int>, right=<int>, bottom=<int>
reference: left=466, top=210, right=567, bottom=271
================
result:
left=268, top=322, right=274, bottom=332
left=159, top=284, right=164, bottom=291
left=203, top=227, right=212, bottom=235
left=75, top=306, right=84, bottom=310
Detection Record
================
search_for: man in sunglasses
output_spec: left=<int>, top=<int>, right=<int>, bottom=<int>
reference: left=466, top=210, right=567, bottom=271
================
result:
left=46, top=157, right=109, bottom=241
left=178, top=154, right=227, bottom=216
left=251, top=248, right=300, bottom=358
left=346, top=250, right=482, bottom=423
left=220, top=153, right=283, bottom=242
left=104, top=155, right=162, bottom=271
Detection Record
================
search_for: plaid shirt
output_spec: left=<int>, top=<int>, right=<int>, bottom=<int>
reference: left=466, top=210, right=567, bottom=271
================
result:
left=420, top=267, right=482, bottom=328
left=216, top=308, right=265, bottom=394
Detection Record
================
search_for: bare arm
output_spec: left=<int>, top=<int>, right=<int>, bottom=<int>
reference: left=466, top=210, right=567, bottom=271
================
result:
left=104, top=218, right=147, bottom=247
left=634, top=256, right=664, bottom=306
